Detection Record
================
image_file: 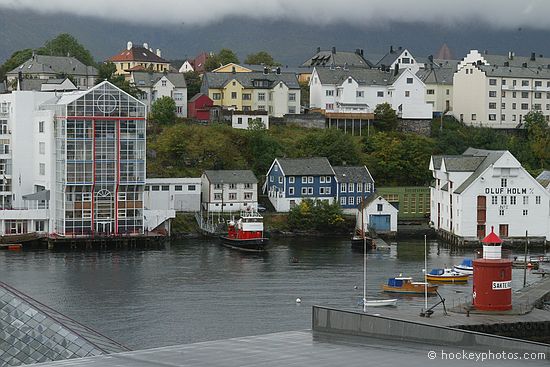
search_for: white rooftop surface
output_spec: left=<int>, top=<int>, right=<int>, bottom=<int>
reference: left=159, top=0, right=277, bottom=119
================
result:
left=35, top=330, right=548, bottom=367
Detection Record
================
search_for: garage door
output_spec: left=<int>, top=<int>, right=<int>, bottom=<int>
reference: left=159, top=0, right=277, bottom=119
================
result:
left=369, top=214, right=390, bottom=232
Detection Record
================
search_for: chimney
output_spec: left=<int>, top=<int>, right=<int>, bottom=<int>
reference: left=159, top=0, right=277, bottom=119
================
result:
left=531, top=52, right=536, bottom=61
left=504, top=61, right=509, bottom=67
left=276, top=67, right=281, bottom=74
left=508, top=51, right=513, bottom=60
left=398, top=46, right=402, bottom=51
left=355, top=48, right=361, bottom=55
left=263, top=67, right=268, bottom=75
left=394, top=63, right=399, bottom=76
left=381, top=64, right=386, bottom=71
left=360, top=49, right=364, bottom=56
left=484, top=50, right=488, bottom=55
left=332, top=46, right=336, bottom=54
left=17, top=71, right=23, bottom=91
left=428, top=55, right=433, bottom=63
left=127, top=41, right=133, bottom=50
left=390, top=45, right=394, bottom=53
left=231, top=66, right=236, bottom=74
left=522, top=62, right=527, bottom=68
left=143, top=42, right=149, bottom=50
left=156, top=49, right=162, bottom=57
left=316, top=46, right=321, bottom=53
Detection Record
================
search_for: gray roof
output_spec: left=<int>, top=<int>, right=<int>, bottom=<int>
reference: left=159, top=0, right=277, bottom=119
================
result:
left=302, top=50, right=373, bottom=68
left=204, top=170, right=258, bottom=184
left=536, top=170, right=550, bottom=188
left=244, top=64, right=305, bottom=75
left=314, top=67, right=403, bottom=86
left=276, top=157, right=334, bottom=176
left=132, top=71, right=187, bottom=88
left=454, top=148, right=507, bottom=194
left=480, top=52, right=550, bottom=69
left=416, top=66, right=456, bottom=85
left=7, top=55, right=98, bottom=77
left=374, top=50, right=402, bottom=68
left=0, top=281, right=128, bottom=366
left=18, top=77, right=77, bottom=91
left=332, top=166, right=374, bottom=183
left=203, top=71, right=300, bottom=90
left=477, top=64, right=550, bottom=79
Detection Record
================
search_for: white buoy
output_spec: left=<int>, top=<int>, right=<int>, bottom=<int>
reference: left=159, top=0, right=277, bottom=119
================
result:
left=354, top=285, right=358, bottom=290
left=295, top=298, right=301, bottom=303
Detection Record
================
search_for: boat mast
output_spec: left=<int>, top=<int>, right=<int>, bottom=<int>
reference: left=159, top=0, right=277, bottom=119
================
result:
left=424, top=234, right=428, bottom=311
left=362, top=200, right=367, bottom=312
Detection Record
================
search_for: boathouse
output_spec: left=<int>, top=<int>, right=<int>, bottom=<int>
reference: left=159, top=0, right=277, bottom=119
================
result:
left=357, top=194, right=398, bottom=234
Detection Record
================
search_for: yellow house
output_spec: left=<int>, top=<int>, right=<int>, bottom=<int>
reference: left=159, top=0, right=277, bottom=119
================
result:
left=212, top=63, right=253, bottom=73
left=107, top=42, right=171, bottom=75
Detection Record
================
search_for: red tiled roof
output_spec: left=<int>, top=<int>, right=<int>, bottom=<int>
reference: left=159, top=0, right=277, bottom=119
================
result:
left=108, top=46, right=169, bottom=63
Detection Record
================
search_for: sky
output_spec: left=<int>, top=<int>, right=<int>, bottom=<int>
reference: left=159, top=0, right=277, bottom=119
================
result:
left=0, top=0, right=549, bottom=29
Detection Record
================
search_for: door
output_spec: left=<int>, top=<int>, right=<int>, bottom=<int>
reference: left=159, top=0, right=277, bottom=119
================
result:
left=96, top=222, right=112, bottom=234
left=477, top=224, right=486, bottom=239
left=369, top=215, right=391, bottom=232
left=499, top=224, right=509, bottom=237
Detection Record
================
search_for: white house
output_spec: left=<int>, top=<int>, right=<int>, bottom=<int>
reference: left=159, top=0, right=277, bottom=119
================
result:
left=357, top=194, right=398, bottom=234
left=309, top=67, right=432, bottom=119
left=130, top=71, right=188, bottom=117
left=201, top=170, right=258, bottom=212
left=416, top=59, right=457, bottom=115
left=144, top=178, right=201, bottom=212
left=430, top=148, right=550, bottom=242
left=453, top=50, right=550, bottom=128
left=231, top=111, right=269, bottom=129
left=374, top=46, right=421, bottom=74
left=179, top=60, right=194, bottom=73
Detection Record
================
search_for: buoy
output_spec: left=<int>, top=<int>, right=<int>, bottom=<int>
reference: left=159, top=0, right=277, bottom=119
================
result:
left=295, top=298, right=301, bottom=303
left=354, top=285, right=358, bottom=289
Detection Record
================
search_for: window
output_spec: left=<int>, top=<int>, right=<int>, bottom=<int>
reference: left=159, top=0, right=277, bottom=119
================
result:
left=243, top=94, right=251, bottom=100
left=499, top=209, right=505, bottom=216
left=340, top=197, right=346, bottom=205
left=269, top=176, right=273, bottom=182
left=402, top=57, right=410, bottom=64
left=289, top=187, right=294, bottom=195
left=377, top=91, right=384, bottom=97
left=348, top=196, right=354, bottom=205
left=161, top=80, right=167, bottom=87
left=244, top=192, right=253, bottom=200
left=214, top=193, right=222, bottom=200
left=489, top=114, right=496, bottom=121
left=39, top=121, right=44, bottom=133
left=302, top=176, right=307, bottom=184
left=502, top=91, right=506, bottom=97
left=308, top=176, right=313, bottom=184
left=501, top=196, right=507, bottom=205
left=446, top=89, right=450, bottom=95
left=289, top=176, right=295, bottom=184
left=82, top=192, right=92, bottom=201
left=501, top=178, right=507, bottom=187
left=258, top=93, right=266, bottom=101
left=534, top=104, right=542, bottom=110
left=325, top=90, right=334, bottom=97
left=231, top=92, right=237, bottom=99
left=288, top=93, right=296, bottom=101
left=213, top=93, right=221, bottom=100
left=326, top=176, right=331, bottom=183
left=512, top=92, right=517, bottom=98
left=406, top=78, right=413, bottom=84
left=356, top=91, right=364, bottom=98
left=319, top=187, right=325, bottom=194
left=427, top=89, right=435, bottom=95
left=489, top=102, right=496, bottom=109
left=501, top=114, right=506, bottom=121
left=492, top=196, right=498, bottom=205
left=405, top=91, right=410, bottom=97
left=521, top=92, right=529, bottom=98
left=288, top=106, right=296, bottom=114
left=118, top=209, right=126, bottom=218
left=377, top=204, right=383, bottom=211
left=489, top=91, right=497, bottom=97
left=278, top=177, right=283, bottom=184
left=237, top=117, right=242, bottom=124
left=39, top=163, right=45, bottom=175
left=39, top=142, right=45, bottom=154
left=521, top=80, right=529, bottom=87
left=320, top=176, right=325, bottom=183
left=348, top=183, right=354, bottom=192
left=489, top=79, right=497, bottom=85
left=512, top=103, right=517, bottom=110
left=523, top=196, right=529, bottom=205
left=501, top=102, right=505, bottom=109
left=535, top=81, right=542, bottom=87
left=301, top=187, right=307, bottom=195
left=325, top=187, right=331, bottom=195
left=366, top=183, right=372, bottom=192
left=174, top=185, right=183, bottom=191
left=340, top=183, right=346, bottom=193
left=513, top=80, right=517, bottom=86
left=348, top=77, right=353, bottom=84
left=174, top=92, right=183, bottom=101
left=536, top=196, right=541, bottom=204
left=258, top=105, right=265, bottom=111
left=357, top=183, right=363, bottom=192
left=325, top=103, right=334, bottom=110
left=162, top=185, right=169, bottom=191
left=471, top=114, right=477, bottom=121
left=501, top=79, right=507, bottom=86
left=308, top=187, right=313, bottom=195
left=535, top=92, right=542, bottom=99
left=521, top=103, right=529, bottom=110
left=228, top=193, right=236, bottom=200
left=523, top=209, right=528, bottom=216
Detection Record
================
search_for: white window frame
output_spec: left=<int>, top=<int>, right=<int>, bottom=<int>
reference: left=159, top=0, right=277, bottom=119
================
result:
left=340, top=183, right=346, bottom=193
left=307, top=187, right=313, bottom=195
left=289, top=176, right=295, bottom=184
left=348, top=196, right=354, bottom=206
left=340, top=197, right=346, bottom=205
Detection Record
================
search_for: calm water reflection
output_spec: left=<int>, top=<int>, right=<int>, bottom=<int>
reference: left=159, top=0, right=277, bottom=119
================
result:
left=0, top=238, right=544, bottom=349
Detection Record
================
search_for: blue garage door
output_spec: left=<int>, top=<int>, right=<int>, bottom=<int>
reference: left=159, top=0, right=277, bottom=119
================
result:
left=369, top=214, right=390, bottom=231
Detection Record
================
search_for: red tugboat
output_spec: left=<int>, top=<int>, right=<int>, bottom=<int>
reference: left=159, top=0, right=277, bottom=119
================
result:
left=219, top=210, right=269, bottom=252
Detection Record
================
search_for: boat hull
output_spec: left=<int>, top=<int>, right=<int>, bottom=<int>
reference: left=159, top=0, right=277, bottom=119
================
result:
left=351, top=236, right=375, bottom=250
left=453, top=265, right=473, bottom=275
left=219, top=236, right=268, bottom=253
left=364, top=299, right=398, bottom=307
left=426, top=275, right=469, bottom=283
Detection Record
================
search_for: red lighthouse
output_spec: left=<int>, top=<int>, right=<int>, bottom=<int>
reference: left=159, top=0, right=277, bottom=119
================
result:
left=472, top=227, right=512, bottom=311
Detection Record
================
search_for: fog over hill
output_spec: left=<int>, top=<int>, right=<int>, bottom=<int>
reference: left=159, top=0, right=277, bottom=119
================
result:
left=1, top=5, right=550, bottom=66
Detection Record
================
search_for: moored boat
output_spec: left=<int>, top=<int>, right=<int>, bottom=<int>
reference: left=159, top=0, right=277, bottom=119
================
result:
left=426, top=268, right=469, bottom=283
left=219, top=210, right=268, bottom=253
left=382, top=277, right=439, bottom=295
left=453, top=258, right=474, bottom=275
left=350, top=233, right=376, bottom=250
left=362, top=298, right=398, bottom=307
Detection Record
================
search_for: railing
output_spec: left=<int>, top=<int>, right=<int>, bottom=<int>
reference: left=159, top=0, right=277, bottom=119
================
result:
left=195, top=211, right=225, bottom=234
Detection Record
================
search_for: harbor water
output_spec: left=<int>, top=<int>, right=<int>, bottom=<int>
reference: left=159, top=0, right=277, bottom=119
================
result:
left=0, top=237, right=545, bottom=350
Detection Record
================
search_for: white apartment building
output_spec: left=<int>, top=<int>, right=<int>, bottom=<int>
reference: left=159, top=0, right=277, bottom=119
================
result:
left=129, top=71, right=188, bottom=117
left=201, top=170, right=258, bottom=212
left=454, top=50, right=550, bottom=128
left=309, top=67, right=432, bottom=119
left=0, top=82, right=177, bottom=237
left=430, top=148, right=550, bottom=242
left=231, top=111, right=269, bottom=130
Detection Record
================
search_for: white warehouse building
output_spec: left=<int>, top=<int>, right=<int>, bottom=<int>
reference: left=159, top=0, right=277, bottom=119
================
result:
left=430, top=148, right=550, bottom=243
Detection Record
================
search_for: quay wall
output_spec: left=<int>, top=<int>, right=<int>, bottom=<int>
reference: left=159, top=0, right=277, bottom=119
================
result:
left=312, top=306, right=550, bottom=356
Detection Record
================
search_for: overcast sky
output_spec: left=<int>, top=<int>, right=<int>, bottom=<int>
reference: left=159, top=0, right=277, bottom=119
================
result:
left=0, top=0, right=548, bottom=29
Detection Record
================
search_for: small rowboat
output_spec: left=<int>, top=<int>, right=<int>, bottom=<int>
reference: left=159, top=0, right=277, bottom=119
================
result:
left=453, top=258, right=473, bottom=275
left=382, top=277, right=439, bottom=295
left=359, top=298, right=398, bottom=307
left=426, top=268, right=469, bottom=283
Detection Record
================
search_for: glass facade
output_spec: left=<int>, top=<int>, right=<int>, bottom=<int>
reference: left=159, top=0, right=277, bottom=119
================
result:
left=52, top=82, right=146, bottom=236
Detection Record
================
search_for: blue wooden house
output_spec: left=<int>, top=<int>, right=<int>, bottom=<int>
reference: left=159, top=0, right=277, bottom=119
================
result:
left=264, top=157, right=336, bottom=212
left=332, top=166, right=375, bottom=214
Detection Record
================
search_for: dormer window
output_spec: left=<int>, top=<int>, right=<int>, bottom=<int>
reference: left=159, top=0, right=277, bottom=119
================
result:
left=348, top=77, right=352, bottom=84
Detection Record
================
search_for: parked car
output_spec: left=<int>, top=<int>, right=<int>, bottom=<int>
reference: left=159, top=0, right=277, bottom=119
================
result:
left=257, top=204, right=267, bottom=212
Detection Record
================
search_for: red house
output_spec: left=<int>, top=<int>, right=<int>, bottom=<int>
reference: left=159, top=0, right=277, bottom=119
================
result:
left=188, top=93, right=213, bottom=121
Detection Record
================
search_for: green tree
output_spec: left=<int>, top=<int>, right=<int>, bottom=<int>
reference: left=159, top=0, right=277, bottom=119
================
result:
left=299, top=81, right=309, bottom=108
left=299, top=129, right=361, bottom=166
left=41, top=33, right=95, bottom=66
left=245, top=120, right=282, bottom=176
left=244, top=51, right=280, bottom=66
left=287, top=199, right=346, bottom=232
left=374, top=103, right=398, bottom=131
left=0, top=48, right=33, bottom=80
left=204, top=48, right=240, bottom=71
left=184, top=71, right=202, bottom=100
left=150, top=96, right=177, bottom=124
left=524, top=110, right=550, bottom=169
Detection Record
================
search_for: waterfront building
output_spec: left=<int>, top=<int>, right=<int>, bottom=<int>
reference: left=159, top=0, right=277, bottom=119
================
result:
left=430, top=148, right=550, bottom=242
left=144, top=178, right=201, bottom=212
left=453, top=50, right=550, bottom=128
left=376, top=186, right=431, bottom=221
left=357, top=194, right=398, bottom=234
left=231, top=110, right=269, bottom=129
left=200, top=69, right=301, bottom=117
left=309, top=66, right=432, bottom=119
left=5, top=54, right=98, bottom=91
left=0, top=81, right=175, bottom=237
left=201, top=170, right=258, bottom=212
left=264, top=157, right=336, bottom=212
left=129, top=71, right=188, bottom=117
left=332, top=166, right=375, bottom=214
left=107, top=42, right=171, bottom=75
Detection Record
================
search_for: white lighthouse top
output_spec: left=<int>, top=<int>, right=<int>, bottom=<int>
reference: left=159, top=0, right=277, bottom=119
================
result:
left=481, top=227, right=503, bottom=259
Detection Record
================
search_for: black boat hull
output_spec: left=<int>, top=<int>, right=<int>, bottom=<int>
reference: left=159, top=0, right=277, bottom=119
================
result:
left=351, top=236, right=376, bottom=250
left=219, top=236, right=269, bottom=252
